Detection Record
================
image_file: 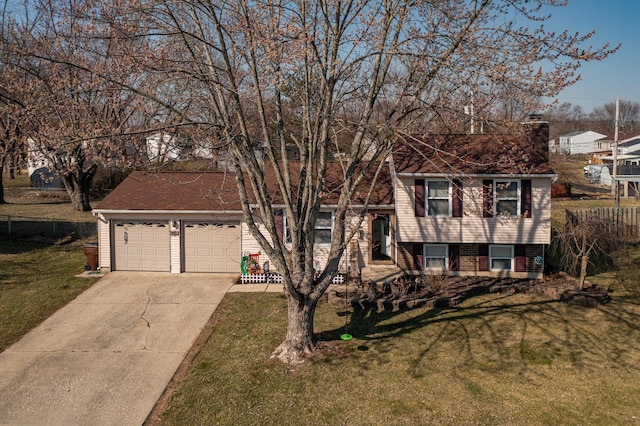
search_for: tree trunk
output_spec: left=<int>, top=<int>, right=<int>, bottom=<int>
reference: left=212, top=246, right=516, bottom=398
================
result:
left=61, top=170, right=94, bottom=212
left=271, top=291, right=320, bottom=365
left=0, top=164, right=5, bottom=204
left=579, top=254, right=588, bottom=291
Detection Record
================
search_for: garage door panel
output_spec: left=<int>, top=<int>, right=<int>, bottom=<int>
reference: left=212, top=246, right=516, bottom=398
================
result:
left=114, top=222, right=170, bottom=272
left=183, top=222, right=241, bottom=273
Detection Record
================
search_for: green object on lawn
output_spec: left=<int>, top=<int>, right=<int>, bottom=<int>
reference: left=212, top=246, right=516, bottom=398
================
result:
left=340, top=333, right=352, bottom=341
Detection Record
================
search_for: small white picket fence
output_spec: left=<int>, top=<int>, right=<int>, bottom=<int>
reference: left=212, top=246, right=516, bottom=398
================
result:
left=240, top=273, right=344, bottom=284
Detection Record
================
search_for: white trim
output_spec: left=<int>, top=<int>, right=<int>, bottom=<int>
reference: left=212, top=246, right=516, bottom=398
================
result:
left=397, top=173, right=556, bottom=178
left=493, top=179, right=520, bottom=217
left=425, top=179, right=451, bottom=217
left=489, top=245, right=514, bottom=271
left=93, top=209, right=242, bottom=215
left=423, top=244, right=448, bottom=271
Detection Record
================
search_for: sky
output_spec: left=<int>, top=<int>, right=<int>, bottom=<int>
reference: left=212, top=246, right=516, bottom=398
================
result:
left=542, top=0, right=640, bottom=113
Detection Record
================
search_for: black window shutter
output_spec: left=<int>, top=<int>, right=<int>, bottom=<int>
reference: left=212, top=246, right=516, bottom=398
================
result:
left=413, top=244, right=424, bottom=270
left=415, top=179, right=425, bottom=217
left=515, top=245, right=527, bottom=272
left=452, top=179, right=463, bottom=218
left=521, top=179, right=532, bottom=218
left=478, top=244, right=489, bottom=271
left=449, top=244, right=460, bottom=271
left=274, top=211, right=284, bottom=242
left=482, top=180, right=493, bottom=218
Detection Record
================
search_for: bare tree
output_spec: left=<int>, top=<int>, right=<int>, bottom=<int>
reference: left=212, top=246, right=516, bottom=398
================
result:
left=544, top=101, right=588, bottom=138
left=2, top=0, right=161, bottom=210
left=590, top=99, right=640, bottom=135
left=551, top=212, right=622, bottom=289
left=48, top=0, right=617, bottom=363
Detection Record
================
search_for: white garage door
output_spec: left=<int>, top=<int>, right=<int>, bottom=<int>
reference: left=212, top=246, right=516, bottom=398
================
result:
left=114, top=222, right=170, bottom=271
left=183, top=222, right=241, bottom=273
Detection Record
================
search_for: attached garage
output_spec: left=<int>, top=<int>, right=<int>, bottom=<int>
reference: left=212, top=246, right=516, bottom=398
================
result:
left=183, top=221, right=241, bottom=273
left=113, top=221, right=171, bottom=271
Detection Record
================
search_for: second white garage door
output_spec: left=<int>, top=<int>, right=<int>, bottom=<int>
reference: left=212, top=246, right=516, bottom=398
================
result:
left=183, top=222, right=241, bottom=272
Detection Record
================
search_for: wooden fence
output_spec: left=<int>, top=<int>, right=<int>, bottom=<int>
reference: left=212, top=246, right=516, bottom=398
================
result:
left=566, top=207, right=640, bottom=242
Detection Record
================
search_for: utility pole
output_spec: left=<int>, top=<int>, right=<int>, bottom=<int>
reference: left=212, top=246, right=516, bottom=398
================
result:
left=612, top=97, right=620, bottom=205
left=470, top=90, right=475, bottom=135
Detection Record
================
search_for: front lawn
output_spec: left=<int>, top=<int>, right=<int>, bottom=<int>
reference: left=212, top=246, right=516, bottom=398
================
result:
left=158, top=249, right=640, bottom=425
left=0, top=238, right=99, bottom=352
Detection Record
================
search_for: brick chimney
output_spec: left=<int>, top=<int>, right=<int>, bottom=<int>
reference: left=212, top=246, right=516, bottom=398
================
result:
left=523, top=114, right=549, bottom=164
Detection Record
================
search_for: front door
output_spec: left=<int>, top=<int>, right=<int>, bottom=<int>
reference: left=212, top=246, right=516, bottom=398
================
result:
left=371, top=213, right=393, bottom=263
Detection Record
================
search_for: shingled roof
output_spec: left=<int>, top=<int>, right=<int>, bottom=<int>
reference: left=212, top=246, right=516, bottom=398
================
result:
left=94, top=160, right=393, bottom=212
left=392, top=124, right=553, bottom=175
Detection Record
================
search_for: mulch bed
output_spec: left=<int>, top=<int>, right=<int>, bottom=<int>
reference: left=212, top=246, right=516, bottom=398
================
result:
left=328, top=273, right=611, bottom=313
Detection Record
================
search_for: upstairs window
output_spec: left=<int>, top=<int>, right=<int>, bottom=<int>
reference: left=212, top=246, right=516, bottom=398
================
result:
left=427, top=181, right=450, bottom=216
left=416, top=179, right=463, bottom=218
left=483, top=179, right=531, bottom=218
left=494, top=181, right=519, bottom=216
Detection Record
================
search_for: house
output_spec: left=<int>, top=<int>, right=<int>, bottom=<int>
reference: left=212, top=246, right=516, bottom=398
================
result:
left=594, top=134, right=640, bottom=165
left=554, top=130, right=606, bottom=155
left=92, top=163, right=394, bottom=275
left=390, top=121, right=553, bottom=279
left=589, top=134, right=640, bottom=164
left=93, top=120, right=553, bottom=279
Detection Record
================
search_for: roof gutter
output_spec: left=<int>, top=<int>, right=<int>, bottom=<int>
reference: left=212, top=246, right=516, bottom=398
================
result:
left=92, top=209, right=243, bottom=216
left=395, top=173, right=557, bottom=179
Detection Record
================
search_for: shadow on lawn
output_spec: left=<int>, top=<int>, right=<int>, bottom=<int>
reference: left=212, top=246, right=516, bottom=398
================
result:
left=321, top=288, right=640, bottom=373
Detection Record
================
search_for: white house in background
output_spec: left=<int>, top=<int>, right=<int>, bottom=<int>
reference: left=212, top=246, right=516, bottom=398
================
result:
left=26, top=137, right=48, bottom=176
left=145, top=133, right=215, bottom=164
left=596, top=134, right=640, bottom=165
left=556, top=130, right=606, bottom=155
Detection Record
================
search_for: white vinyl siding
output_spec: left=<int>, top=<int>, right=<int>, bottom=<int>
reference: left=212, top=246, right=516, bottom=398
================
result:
left=396, top=177, right=551, bottom=245
left=97, top=215, right=110, bottom=271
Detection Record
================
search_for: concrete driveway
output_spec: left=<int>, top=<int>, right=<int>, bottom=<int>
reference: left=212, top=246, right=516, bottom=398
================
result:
left=0, top=272, right=235, bottom=426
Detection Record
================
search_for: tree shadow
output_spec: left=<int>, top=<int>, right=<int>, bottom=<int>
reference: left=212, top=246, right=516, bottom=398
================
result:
left=321, top=288, right=640, bottom=374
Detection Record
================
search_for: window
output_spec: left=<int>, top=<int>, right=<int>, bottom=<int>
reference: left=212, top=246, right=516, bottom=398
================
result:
left=283, top=211, right=333, bottom=244
left=314, top=211, right=333, bottom=244
left=424, top=244, right=448, bottom=270
left=427, top=180, right=450, bottom=216
left=489, top=245, right=513, bottom=271
left=494, top=180, right=519, bottom=216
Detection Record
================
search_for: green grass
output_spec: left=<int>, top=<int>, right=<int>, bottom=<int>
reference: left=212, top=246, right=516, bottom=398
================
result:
left=0, top=237, right=100, bottom=352
left=160, top=248, right=640, bottom=425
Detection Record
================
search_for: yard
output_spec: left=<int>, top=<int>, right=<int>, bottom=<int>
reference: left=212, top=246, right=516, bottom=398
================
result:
left=154, top=247, right=640, bottom=425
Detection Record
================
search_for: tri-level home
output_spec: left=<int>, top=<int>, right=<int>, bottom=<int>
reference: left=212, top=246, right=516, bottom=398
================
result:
left=390, top=120, right=553, bottom=279
left=93, top=120, right=553, bottom=279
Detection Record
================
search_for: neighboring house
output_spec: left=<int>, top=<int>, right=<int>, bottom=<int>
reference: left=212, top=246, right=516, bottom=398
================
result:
left=145, top=133, right=216, bottom=164
left=555, top=130, right=606, bottom=155
left=93, top=120, right=553, bottom=279
left=595, top=135, right=640, bottom=165
left=589, top=134, right=639, bottom=164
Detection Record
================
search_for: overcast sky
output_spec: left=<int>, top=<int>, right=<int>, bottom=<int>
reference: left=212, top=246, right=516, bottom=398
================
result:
left=544, top=0, right=640, bottom=113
